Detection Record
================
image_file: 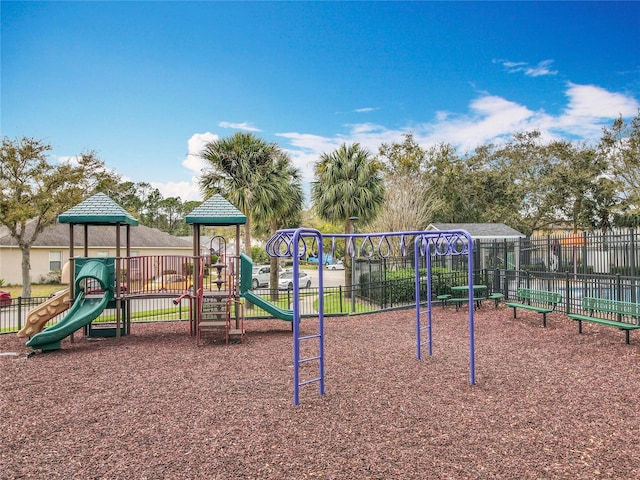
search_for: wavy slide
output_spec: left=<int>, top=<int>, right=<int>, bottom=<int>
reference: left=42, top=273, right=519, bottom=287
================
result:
left=26, top=260, right=114, bottom=351
left=17, top=288, right=72, bottom=338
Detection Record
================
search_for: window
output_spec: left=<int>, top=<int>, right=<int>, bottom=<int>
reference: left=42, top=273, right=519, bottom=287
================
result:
left=49, top=251, right=62, bottom=271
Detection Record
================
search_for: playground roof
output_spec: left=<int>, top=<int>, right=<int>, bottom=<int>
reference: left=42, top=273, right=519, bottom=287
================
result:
left=427, top=223, right=525, bottom=240
left=58, top=193, right=139, bottom=226
left=185, top=194, right=247, bottom=225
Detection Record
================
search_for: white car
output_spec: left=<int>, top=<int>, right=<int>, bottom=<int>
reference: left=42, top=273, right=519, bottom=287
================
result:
left=252, top=265, right=272, bottom=288
left=278, top=271, right=312, bottom=290
left=325, top=261, right=345, bottom=270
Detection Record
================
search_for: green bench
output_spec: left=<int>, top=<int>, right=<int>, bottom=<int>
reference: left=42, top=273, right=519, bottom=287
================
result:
left=567, top=297, right=640, bottom=345
left=436, top=294, right=452, bottom=308
left=504, top=288, right=562, bottom=327
left=449, top=296, right=485, bottom=311
left=488, top=292, right=504, bottom=308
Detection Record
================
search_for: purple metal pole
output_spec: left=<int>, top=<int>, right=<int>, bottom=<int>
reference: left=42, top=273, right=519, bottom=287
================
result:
left=292, top=231, right=301, bottom=405
left=414, top=238, right=422, bottom=359
left=467, top=235, right=476, bottom=385
left=426, top=247, right=433, bottom=357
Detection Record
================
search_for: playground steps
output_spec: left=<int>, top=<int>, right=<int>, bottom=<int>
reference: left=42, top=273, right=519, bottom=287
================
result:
left=196, top=262, right=245, bottom=344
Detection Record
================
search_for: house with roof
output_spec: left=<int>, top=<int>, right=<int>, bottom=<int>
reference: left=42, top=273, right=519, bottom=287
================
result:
left=0, top=220, right=192, bottom=286
left=426, top=223, right=526, bottom=270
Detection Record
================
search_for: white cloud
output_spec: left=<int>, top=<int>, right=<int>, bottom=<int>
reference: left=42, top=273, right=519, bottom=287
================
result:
left=152, top=83, right=639, bottom=203
left=150, top=178, right=202, bottom=202
left=218, top=121, right=262, bottom=132
left=562, top=83, right=639, bottom=119
left=353, top=107, right=378, bottom=113
left=182, top=132, right=217, bottom=174
left=495, top=58, right=557, bottom=77
left=151, top=132, right=217, bottom=202
left=525, top=60, right=558, bottom=77
left=276, top=82, right=639, bottom=176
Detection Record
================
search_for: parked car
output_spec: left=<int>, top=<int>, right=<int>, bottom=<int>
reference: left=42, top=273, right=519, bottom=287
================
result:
left=278, top=271, right=312, bottom=290
left=251, top=265, right=284, bottom=289
left=325, top=260, right=345, bottom=270
left=252, top=265, right=272, bottom=289
left=0, top=290, right=11, bottom=307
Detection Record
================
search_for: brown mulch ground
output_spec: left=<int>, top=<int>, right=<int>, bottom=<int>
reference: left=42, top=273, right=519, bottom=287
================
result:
left=1, top=305, right=639, bottom=479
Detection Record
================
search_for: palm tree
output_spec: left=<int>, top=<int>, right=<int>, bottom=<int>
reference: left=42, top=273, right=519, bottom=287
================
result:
left=311, top=143, right=386, bottom=291
left=252, top=151, right=304, bottom=299
left=199, top=132, right=279, bottom=254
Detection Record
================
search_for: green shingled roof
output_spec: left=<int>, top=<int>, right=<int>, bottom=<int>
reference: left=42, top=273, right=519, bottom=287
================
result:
left=185, top=194, right=246, bottom=225
left=58, top=193, right=139, bottom=225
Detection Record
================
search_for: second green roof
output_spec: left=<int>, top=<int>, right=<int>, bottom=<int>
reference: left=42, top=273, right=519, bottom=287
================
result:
left=185, top=194, right=247, bottom=226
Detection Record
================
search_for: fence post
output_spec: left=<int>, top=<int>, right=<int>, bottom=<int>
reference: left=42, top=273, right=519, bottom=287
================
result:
left=565, top=272, right=571, bottom=314
left=17, top=296, right=23, bottom=331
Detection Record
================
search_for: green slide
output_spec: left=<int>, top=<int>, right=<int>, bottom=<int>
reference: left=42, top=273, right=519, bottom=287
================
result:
left=243, top=290, right=294, bottom=322
left=240, top=253, right=294, bottom=322
left=27, top=259, right=114, bottom=351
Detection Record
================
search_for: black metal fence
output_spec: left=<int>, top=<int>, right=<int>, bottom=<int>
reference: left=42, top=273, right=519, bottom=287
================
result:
left=0, top=295, right=191, bottom=334
left=473, top=228, right=640, bottom=276
left=3, top=227, right=640, bottom=335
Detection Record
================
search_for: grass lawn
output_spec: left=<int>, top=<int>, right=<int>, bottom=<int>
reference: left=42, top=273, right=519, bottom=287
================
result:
left=1, top=284, right=65, bottom=298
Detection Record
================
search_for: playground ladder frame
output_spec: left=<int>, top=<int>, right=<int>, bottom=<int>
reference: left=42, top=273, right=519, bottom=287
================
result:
left=266, top=228, right=476, bottom=406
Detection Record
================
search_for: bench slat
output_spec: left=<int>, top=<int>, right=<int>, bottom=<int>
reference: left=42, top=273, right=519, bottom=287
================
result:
left=567, top=314, right=640, bottom=330
left=504, top=302, right=553, bottom=313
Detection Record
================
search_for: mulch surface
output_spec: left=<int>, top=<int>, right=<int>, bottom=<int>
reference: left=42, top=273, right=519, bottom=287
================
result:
left=1, top=305, right=639, bottom=479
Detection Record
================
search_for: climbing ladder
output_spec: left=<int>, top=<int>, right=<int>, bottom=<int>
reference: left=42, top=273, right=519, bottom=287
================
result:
left=196, top=237, right=245, bottom=345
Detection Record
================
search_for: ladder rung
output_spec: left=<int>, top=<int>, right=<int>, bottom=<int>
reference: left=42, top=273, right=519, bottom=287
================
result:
left=298, top=377, right=321, bottom=387
left=199, top=320, right=226, bottom=327
left=298, top=333, right=321, bottom=341
left=298, top=355, right=320, bottom=364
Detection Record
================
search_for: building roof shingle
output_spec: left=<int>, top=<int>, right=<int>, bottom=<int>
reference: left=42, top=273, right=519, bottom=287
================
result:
left=427, top=223, right=525, bottom=239
left=185, top=194, right=246, bottom=226
left=58, top=193, right=139, bottom=225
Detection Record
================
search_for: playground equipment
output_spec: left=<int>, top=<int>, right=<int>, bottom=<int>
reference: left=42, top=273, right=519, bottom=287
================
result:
left=17, top=261, right=72, bottom=338
left=26, top=258, right=115, bottom=351
left=265, top=227, right=476, bottom=405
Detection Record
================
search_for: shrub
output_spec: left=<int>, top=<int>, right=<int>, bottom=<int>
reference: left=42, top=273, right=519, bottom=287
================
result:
left=251, top=246, right=269, bottom=264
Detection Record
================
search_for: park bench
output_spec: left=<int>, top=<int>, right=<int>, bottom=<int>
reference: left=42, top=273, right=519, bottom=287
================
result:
left=488, top=292, right=504, bottom=308
left=449, top=295, right=485, bottom=311
left=567, top=297, right=640, bottom=345
left=504, top=288, right=562, bottom=327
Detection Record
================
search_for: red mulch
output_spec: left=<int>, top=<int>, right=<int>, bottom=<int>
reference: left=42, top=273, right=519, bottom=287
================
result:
left=1, top=305, right=639, bottom=479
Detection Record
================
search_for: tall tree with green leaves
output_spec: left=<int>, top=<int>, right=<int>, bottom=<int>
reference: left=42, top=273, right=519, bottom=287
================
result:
left=199, top=132, right=280, bottom=254
left=543, top=141, right=614, bottom=232
left=0, top=137, right=119, bottom=296
left=375, top=134, right=443, bottom=233
left=251, top=151, right=304, bottom=298
left=311, top=142, right=385, bottom=289
left=599, top=111, right=640, bottom=226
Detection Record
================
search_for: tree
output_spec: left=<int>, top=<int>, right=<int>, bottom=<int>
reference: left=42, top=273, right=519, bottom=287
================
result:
left=374, top=134, right=443, bottom=233
left=598, top=111, right=640, bottom=226
left=311, top=143, right=386, bottom=290
left=0, top=137, right=118, bottom=296
left=543, top=141, right=615, bottom=232
left=199, top=132, right=282, bottom=254
left=251, top=151, right=304, bottom=299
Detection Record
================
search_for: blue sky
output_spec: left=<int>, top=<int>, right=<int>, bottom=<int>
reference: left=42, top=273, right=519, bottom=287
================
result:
left=2, top=1, right=639, bottom=202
